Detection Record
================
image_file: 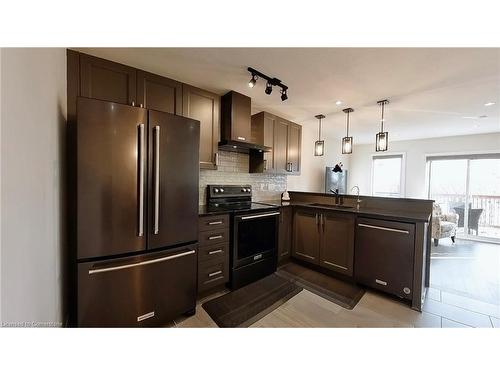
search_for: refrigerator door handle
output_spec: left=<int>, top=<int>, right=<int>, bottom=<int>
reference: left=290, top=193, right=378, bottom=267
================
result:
left=154, top=125, right=160, bottom=235
left=138, top=123, right=145, bottom=237
left=88, top=249, right=196, bottom=275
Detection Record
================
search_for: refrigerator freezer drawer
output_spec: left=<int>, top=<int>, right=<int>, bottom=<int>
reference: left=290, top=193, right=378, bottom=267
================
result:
left=77, top=245, right=197, bottom=327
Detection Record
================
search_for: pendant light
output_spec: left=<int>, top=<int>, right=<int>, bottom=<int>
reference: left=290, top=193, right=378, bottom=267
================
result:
left=342, top=108, right=354, bottom=154
left=314, top=114, right=325, bottom=156
left=375, top=99, right=389, bottom=152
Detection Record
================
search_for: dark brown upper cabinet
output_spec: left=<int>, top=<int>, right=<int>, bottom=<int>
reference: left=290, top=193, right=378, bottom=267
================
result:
left=221, top=91, right=251, bottom=143
left=182, top=84, right=220, bottom=170
left=319, top=211, right=355, bottom=276
left=251, top=112, right=277, bottom=172
left=137, top=70, right=182, bottom=114
left=250, top=111, right=301, bottom=175
left=80, top=53, right=137, bottom=105
left=287, top=122, right=301, bottom=174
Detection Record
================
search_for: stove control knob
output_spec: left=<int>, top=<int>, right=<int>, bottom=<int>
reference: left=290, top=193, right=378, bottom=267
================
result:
left=214, top=188, right=219, bottom=193
left=220, top=188, right=224, bottom=193
left=241, top=188, right=246, bottom=192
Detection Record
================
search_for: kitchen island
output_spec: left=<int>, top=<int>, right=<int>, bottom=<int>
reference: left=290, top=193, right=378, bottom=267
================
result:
left=259, top=191, right=433, bottom=311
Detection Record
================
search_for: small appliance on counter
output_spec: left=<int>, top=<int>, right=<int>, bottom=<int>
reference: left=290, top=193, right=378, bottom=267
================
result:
left=281, top=190, right=290, bottom=201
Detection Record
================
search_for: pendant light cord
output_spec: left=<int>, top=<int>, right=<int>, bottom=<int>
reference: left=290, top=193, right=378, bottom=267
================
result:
left=380, top=102, right=385, bottom=132
left=346, top=111, right=350, bottom=137
left=318, top=117, right=322, bottom=140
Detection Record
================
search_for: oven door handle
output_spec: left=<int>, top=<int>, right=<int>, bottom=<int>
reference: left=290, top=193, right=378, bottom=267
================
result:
left=239, top=211, right=280, bottom=220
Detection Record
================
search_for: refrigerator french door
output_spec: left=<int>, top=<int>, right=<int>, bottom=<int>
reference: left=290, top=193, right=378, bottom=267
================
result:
left=75, top=97, right=200, bottom=326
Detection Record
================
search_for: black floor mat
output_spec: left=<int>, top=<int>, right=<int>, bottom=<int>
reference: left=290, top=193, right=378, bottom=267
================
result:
left=276, top=262, right=365, bottom=310
left=202, top=274, right=302, bottom=328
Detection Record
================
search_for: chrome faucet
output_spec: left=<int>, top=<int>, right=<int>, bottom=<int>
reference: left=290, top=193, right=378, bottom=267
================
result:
left=351, top=185, right=361, bottom=210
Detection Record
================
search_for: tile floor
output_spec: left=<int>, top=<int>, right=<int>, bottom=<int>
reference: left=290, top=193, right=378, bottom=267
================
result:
left=173, top=285, right=498, bottom=328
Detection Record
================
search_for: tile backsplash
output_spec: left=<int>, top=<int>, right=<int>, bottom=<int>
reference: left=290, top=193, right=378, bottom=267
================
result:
left=199, top=151, right=287, bottom=204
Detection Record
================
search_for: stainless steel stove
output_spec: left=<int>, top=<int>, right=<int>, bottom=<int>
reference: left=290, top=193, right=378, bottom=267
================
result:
left=206, top=185, right=280, bottom=289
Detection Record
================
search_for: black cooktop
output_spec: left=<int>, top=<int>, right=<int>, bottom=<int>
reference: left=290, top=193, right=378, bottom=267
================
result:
left=206, top=201, right=278, bottom=213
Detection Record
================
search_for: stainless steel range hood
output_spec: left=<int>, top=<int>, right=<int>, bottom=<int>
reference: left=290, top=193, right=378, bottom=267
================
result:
left=219, top=90, right=271, bottom=154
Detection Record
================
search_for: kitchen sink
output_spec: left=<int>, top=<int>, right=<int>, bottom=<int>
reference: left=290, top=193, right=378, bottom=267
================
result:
left=307, top=203, right=354, bottom=210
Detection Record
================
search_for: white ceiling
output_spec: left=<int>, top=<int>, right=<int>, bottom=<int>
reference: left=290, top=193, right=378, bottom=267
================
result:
left=78, top=48, right=500, bottom=144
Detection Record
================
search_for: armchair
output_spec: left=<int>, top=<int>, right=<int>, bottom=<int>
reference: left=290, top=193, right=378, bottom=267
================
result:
left=432, top=203, right=459, bottom=246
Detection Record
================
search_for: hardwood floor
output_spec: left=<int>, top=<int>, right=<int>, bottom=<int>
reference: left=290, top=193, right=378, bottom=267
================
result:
left=173, top=285, right=496, bottom=328
left=430, top=238, right=500, bottom=305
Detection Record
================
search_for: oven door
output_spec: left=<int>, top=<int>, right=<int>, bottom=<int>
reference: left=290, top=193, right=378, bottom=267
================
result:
left=233, top=210, right=280, bottom=268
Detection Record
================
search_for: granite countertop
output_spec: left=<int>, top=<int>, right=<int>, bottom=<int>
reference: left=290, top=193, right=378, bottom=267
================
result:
left=255, top=200, right=431, bottom=223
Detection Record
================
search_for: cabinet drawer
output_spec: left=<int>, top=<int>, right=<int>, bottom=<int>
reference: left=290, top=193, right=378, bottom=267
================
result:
left=198, top=257, right=229, bottom=292
left=199, top=214, right=229, bottom=232
left=199, top=227, right=230, bottom=247
left=198, top=242, right=229, bottom=263
left=78, top=245, right=197, bottom=327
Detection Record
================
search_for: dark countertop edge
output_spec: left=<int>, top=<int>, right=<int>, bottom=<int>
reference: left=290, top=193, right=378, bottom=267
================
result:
left=288, top=191, right=435, bottom=203
left=198, top=205, right=233, bottom=217
left=255, top=200, right=431, bottom=223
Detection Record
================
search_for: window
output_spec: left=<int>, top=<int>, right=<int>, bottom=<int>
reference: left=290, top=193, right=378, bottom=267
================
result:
left=371, top=154, right=405, bottom=198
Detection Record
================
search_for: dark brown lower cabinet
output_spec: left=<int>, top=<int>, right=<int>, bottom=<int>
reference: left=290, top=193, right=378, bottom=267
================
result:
left=292, top=208, right=320, bottom=264
left=354, top=217, right=415, bottom=300
left=319, top=211, right=354, bottom=276
left=78, top=245, right=197, bottom=327
left=278, top=206, right=292, bottom=264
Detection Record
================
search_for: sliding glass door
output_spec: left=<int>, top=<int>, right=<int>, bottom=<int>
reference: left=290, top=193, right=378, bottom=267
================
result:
left=428, top=155, right=500, bottom=242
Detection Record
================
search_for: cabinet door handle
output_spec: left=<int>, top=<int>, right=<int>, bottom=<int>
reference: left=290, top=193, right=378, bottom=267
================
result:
left=137, top=123, right=145, bottom=237
left=321, top=213, right=325, bottom=231
left=214, top=152, right=219, bottom=166
left=208, top=221, right=223, bottom=225
left=209, top=270, right=223, bottom=278
left=358, top=223, right=409, bottom=234
left=208, top=249, right=223, bottom=255
left=323, top=260, right=348, bottom=270
left=208, top=235, right=223, bottom=240
left=295, top=251, right=315, bottom=260
left=153, top=125, right=160, bottom=235
left=375, top=279, right=388, bottom=286
left=315, top=213, right=319, bottom=226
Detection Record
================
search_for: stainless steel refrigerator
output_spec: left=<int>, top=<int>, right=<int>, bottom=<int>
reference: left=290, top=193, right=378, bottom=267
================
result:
left=325, top=167, right=348, bottom=194
left=74, top=97, right=200, bottom=327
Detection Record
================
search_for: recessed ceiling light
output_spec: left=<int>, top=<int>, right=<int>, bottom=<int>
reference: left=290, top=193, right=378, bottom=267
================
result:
left=335, top=100, right=342, bottom=106
left=484, top=102, right=496, bottom=106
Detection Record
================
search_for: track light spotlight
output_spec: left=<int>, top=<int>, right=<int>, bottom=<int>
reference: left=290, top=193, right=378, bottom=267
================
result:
left=281, top=89, right=288, bottom=101
left=265, top=82, right=273, bottom=95
left=248, top=74, right=257, bottom=88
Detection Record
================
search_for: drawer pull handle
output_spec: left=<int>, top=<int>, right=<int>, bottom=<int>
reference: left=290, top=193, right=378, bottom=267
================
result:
left=209, top=249, right=223, bottom=255
left=209, top=270, right=223, bottom=278
left=375, top=279, right=388, bottom=286
left=237, top=136, right=246, bottom=141
left=323, top=260, right=348, bottom=270
left=137, top=311, right=155, bottom=322
left=280, top=251, right=289, bottom=256
left=208, top=235, right=223, bottom=240
left=295, top=251, right=315, bottom=260
left=358, top=223, right=409, bottom=234
left=208, top=221, right=223, bottom=225
left=88, top=249, right=195, bottom=275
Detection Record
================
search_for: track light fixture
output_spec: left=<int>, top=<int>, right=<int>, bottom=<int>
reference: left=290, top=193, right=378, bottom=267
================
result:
left=248, top=74, right=257, bottom=88
left=280, top=89, right=288, bottom=101
left=375, top=99, right=390, bottom=152
left=247, top=67, right=289, bottom=101
left=265, top=82, right=273, bottom=95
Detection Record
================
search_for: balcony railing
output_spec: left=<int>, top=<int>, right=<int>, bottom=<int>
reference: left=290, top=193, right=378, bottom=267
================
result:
left=432, top=193, right=500, bottom=230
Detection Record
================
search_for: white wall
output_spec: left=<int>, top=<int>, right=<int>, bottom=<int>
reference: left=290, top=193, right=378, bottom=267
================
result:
left=287, top=125, right=350, bottom=193
left=0, top=48, right=66, bottom=326
left=349, top=133, right=500, bottom=199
